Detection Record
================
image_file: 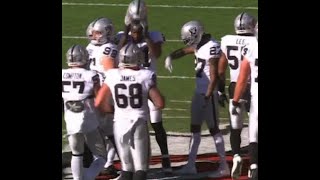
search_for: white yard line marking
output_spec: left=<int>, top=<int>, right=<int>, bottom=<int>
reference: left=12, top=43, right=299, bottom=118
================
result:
left=162, top=117, right=232, bottom=120
left=158, top=75, right=195, bottom=79
left=62, top=2, right=258, bottom=10
left=163, top=116, right=189, bottom=118
left=170, top=100, right=192, bottom=103
left=60, top=58, right=229, bottom=80
left=163, top=108, right=187, bottom=111
left=62, top=36, right=86, bottom=39
left=62, top=36, right=181, bottom=42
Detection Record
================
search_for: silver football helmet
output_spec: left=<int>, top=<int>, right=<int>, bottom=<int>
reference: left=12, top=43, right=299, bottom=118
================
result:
left=118, top=43, right=144, bottom=68
left=125, top=0, right=148, bottom=26
left=89, top=17, right=114, bottom=45
left=181, top=20, right=204, bottom=46
left=66, top=45, right=89, bottom=67
left=234, top=12, right=257, bottom=35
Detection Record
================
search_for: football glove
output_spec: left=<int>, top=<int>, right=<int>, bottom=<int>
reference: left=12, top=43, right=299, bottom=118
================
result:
left=218, top=91, right=228, bottom=108
left=165, top=56, right=173, bottom=73
left=231, top=100, right=240, bottom=115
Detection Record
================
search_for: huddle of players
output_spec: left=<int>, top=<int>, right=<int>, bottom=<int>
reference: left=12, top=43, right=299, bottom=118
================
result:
left=62, top=0, right=258, bottom=179
left=62, top=1, right=170, bottom=180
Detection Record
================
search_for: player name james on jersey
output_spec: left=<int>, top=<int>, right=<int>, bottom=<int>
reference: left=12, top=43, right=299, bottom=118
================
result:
left=121, top=75, right=136, bottom=81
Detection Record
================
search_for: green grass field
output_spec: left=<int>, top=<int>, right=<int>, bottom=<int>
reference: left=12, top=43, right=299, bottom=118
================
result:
left=62, top=0, right=258, bottom=145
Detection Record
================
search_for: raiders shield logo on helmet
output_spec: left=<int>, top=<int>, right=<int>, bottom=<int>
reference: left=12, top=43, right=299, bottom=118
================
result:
left=189, top=27, right=197, bottom=35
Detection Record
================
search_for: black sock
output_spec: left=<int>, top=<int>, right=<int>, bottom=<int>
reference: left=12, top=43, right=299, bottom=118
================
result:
left=230, top=128, right=242, bottom=155
left=151, top=122, right=169, bottom=155
left=83, top=143, right=93, bottom=168
left=249, top=142, right=258, bottom=165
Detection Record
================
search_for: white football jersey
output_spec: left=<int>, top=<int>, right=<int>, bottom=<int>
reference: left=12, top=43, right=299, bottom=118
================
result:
left=242, top=39, right=258, bottom=97
left=116, top=31, right=165, bottom=72
left=243, top=39, right=258, bottom=144
left=87, top=42, right=119, bottom=73
left=104, top=68, right=156, bottom=123
left=86, top=43, right=96, bottom=57
left=62, top=68, right=100, bottom=134
left=86, top=43, right=99, bottom=71
left=194, top=38, right=221, bottom=94
left=221, top=35, right=257, bottom=82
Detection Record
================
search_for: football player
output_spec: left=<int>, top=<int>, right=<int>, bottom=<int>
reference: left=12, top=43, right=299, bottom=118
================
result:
left=164, top=20, right=230, bottom=178
left=85, top=17, right=120, bottom=176
left=117, top=0, right=172, bottom=173
left=232, top=22, right=258, bottom=180
left=218, top=12, right=257, bottom=179
left=95, top=43, right=165, bottom=180
left=62, top=45, right=107, bottom=180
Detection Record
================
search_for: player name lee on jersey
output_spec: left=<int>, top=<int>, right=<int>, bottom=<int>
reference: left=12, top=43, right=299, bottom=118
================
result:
left=236, top=38, right=247, bottom=45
